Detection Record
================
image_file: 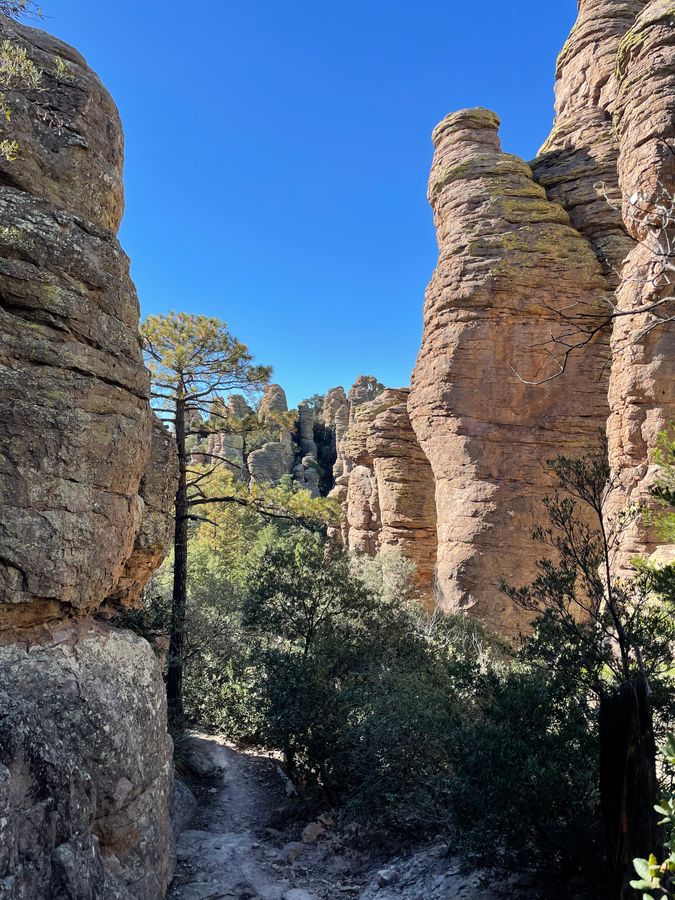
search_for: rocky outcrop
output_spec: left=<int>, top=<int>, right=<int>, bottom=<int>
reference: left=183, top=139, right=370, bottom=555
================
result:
left=403, top=1, right=673, bottom=631
left=531, top=0, right=674, bottom=569
left=408, top=109, right=612, bottom=632
left=0, top=16, right=176, bottom=899
left=257, top=383, right=289, bottom=425
left=297, top=401, right=318, bottom=459
left=194, top=385, right=326, bottom=497
left=531, top=0, right=642, bottom=275
left=104, top=418, right=178, bottom=612
left=248, top=384, right=297, bottom=488
left=330, top=383, right=437, bottom=605
left=604, top=0, right=675, bottom=564
left=189, top=395, right=252, bottom=478
left=249, top=430, right=296, bottom=487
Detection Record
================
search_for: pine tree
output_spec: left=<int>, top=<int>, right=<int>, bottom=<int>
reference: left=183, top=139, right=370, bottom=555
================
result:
left=141, top=312, right=270, bottom=725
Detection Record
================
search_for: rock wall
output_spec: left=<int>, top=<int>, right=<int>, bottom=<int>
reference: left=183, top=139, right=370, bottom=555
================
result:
left=533, top=0, right=674, bottom=568
left=605, top=0, right=675, bottom=564
left=0, top=16, right=176, bottom=899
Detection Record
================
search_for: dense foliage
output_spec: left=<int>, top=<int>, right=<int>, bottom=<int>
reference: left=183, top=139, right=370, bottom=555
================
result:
left=123, top=430, right=675, bottom=896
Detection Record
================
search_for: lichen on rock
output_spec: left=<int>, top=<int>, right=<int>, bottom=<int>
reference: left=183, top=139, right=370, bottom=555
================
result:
left=0, top=16, right=177, bottom=899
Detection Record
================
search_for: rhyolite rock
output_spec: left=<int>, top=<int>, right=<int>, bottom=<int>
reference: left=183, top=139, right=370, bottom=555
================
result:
left=604, top=0, right=675, bottom=566
left=532, top=0, right=674, bottom=569
left=532, top=0, right=642, bottom=275
left=103, top=418, right=178, bottom=612
left=402, top=0, right=673, bottom=631
left=0, top=623, right=174, bottom=900
left=0, top=16, right=124, bottom=232
left=408, top=108, right=612, bottom=632
left=330, top=383, right=437, bottom=605
left=248, top=429, right=296, bottom=488
left=257, top=383, right=289, bottom=425
left=0, top=16, right=176, bottom=899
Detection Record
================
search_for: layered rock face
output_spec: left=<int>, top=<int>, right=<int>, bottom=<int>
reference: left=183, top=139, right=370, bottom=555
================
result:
left=531, top=0, right=643, bottom=274
left=408, top=109, right=612, bottom=632
left=533, top=0, right=674, bottom=568
left=605, top=0, right=675, bottom=564
left=407, top=0, right=674, bottom=629
left=0, top=16, right=176, bottom=899
left=329, top=380, right=437, bottom=605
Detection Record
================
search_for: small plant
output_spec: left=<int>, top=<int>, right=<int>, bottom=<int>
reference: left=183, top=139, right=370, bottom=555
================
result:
left=53, top=55, right=74, bottom=83
left=0, top=38, right=42, bottom=161
left=631, top=734, right=675, bottom=898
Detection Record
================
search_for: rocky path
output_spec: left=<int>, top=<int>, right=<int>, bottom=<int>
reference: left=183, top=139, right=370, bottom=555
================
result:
left=168, top=734, right=529, bottom=900
left=168, top=734, right=332, bottom=900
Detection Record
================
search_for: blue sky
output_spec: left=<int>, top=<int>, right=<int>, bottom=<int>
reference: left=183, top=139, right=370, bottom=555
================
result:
left=42, top=1, right=577, bottom=407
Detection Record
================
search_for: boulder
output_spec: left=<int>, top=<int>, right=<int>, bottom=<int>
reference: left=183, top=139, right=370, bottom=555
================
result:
left=0, top=623, right=174, bottom=900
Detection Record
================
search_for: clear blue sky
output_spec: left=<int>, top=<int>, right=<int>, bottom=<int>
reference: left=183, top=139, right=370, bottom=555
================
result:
left=42, top=1, right=577, bottom=407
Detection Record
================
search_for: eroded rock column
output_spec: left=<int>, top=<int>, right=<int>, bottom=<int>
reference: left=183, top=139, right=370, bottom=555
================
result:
left=606, top=0, right=675, bottom=564
left=408, top=108, right=612, bottom=632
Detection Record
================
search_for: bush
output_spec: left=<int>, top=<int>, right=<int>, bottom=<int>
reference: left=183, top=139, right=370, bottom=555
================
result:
left=245, top=533, right=492, bottom=831
left=447, top=661, right=602, bottom=883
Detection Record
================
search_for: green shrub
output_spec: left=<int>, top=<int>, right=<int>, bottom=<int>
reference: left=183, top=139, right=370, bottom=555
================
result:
left=447, top=662, right=602, bottom=883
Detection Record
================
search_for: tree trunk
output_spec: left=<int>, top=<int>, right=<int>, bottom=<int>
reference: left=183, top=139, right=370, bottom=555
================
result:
left=600, top=676, right=659, bottom=899
left=167, top=396, right=188, bottom=728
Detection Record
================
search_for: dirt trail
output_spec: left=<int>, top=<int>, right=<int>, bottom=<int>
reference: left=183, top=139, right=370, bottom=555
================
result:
left=168, top=733, right=331, bottom=900
left=167, top=734, right=522, bottom=900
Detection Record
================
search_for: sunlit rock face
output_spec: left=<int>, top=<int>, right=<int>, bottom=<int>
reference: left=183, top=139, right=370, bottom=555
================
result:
left=329, top=382, right=438, bottom=607
left=532, top=0, right=674, bottom=570
left=603, top=0, right=675, bottom=566
left=532, top=0, right=643, bottom=276
left=408, top=108, right=612, bottom=634
left=0, top=16, right=176, bottom=899
left=405, top=0, right=674, bottom=632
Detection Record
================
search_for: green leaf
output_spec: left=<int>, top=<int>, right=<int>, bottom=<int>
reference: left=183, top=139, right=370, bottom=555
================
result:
left=634, top=858, right=652, bottom=880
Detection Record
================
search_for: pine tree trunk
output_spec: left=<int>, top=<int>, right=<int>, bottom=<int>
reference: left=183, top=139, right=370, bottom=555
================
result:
left=167, top=396, right=187, bottom=728
left=600, top=676, right=659, bottom=899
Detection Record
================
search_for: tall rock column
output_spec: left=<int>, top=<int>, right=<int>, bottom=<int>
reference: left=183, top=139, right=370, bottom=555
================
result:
left=606, top=0, right=675, bottom=564
left=408, top=108, right=612, bottom=633
left=0, top=16, right=177, bottom=899
left=532, top=0, right=643, bottom=274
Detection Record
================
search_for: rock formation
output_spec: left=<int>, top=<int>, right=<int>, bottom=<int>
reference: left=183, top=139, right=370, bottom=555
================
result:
left=532, top=0, right=674, bottom=568
left=408, top=108, right=613, bottom=632
left=329, top=380, right=437, bottom=605
left=190, top=395, right=253, bottom=480
left=604, top=0, right=675, bottom=564
left=0, top=16, right=176, bottom=899
left=406, top=0, right=674, bottom=630
left=257, top=383, right=289, bottom=425
left=247, top=384, right=297, bottom=488
left=191, top=384, right=326, bottom=497
left=531, top=0, right=641, bottom=275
